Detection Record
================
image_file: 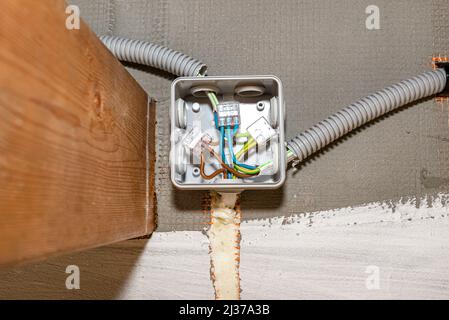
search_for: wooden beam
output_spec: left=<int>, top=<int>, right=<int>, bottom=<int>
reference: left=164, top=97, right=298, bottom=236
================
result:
left=0, top=0, right=156, bottom=265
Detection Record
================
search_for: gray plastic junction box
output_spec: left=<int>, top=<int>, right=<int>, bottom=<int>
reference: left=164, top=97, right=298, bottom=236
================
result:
left=170, top=75, right=286, bottom=191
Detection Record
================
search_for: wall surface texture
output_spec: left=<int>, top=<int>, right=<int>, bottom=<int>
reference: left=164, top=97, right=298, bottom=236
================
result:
left=0, top=0, right=448, bottom=299
left=0, top=196, right=448, bottom=299
left=65, top=0, right=449, bottom=231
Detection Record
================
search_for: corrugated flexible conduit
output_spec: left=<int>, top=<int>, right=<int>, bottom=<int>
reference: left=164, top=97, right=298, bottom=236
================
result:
left=99, top=35, right=207, bottom=77
left=287, top=69, right=447, bottom=163
left=99, top=35, right=447, bottom=165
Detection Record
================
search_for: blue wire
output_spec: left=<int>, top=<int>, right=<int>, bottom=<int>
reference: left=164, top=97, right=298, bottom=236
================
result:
left=213, top=112, right=219, bottom=129
left=227, top=126, right=235, bottom=163
left=220, top=126, right=225, bottom=163
left=220, top=126, right=232, bottom=179
left=233, top=123, right=239, bottom=135
left=226, top=127, right=234, bottom=179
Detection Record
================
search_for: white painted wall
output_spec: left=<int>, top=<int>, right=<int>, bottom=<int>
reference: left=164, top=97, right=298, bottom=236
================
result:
left=0, top=195, right=448, bottom=299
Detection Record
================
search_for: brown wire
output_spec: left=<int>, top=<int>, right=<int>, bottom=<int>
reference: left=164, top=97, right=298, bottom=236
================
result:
left=202, top=144, right=254, bottom=179
left=200, top=153, right=226, bottom=180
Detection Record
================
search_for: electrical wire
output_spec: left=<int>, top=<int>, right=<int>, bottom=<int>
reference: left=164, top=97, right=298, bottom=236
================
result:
left=213, top=112, right=219, bottom=128
left=219, top=126, right=232, bottom=179
left=207, top=92, right=219, bottom=112
left=206, top=92, right=219, bottom=129
left=225, top=127, right=233, bottom=179
left=202, top=144, right=254, bottom=179
left=235, top=132, right=250, bottom=138
left=200, top=153, right=226, bottom=180
left=258, top=160, right=272, bottom=170
left=235, top=137, right=257, bottom=161
left=227, top=126, right=259, bottom=172
left=226, top=127, right=236, bottom=178
left=207, top=91, right=231, bottom=178
left=234, top=164, right=260, bottom=175
left=232, top=123, right=239, bottom=136
left=206, top=92, right=262, bottom=178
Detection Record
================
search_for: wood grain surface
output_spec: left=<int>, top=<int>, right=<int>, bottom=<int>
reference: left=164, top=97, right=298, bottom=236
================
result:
left=0, top=0, right=156, bottom=266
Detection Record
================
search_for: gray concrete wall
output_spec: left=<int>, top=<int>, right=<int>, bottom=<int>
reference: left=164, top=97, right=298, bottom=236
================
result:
left=69, top=0, right=449, bottom=231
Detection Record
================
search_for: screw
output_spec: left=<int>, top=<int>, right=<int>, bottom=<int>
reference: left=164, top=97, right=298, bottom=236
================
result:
left=192, top=167, right=200, bottom=177
left=192, top=102, right=201, bottom=113
left=257, top=101, right=265, bottom=111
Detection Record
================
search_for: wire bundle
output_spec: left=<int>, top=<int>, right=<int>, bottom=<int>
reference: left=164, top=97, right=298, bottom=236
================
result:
left=200, top=92, right=262, bottom=180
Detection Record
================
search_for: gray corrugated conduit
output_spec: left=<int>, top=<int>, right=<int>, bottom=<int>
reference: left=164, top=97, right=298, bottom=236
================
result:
left=99, top=35, right=447, bottom=165
left=100, top=35, right=207, bottom=77
left=287, top=69, right=447, bottom=162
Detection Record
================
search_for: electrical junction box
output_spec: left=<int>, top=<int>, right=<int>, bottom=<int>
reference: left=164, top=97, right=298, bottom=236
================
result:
left=170, top=75, right=286, bottom=191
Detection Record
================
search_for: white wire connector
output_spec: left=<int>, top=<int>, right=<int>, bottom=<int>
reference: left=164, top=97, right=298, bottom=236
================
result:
left=247, top=116, right=277, bottom=146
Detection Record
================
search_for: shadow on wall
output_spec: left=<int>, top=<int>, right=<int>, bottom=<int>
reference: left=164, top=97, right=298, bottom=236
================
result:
left=122, top=61, right=176, bottom=82
left=0, top=239, right=149, bottom=299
